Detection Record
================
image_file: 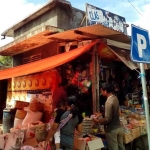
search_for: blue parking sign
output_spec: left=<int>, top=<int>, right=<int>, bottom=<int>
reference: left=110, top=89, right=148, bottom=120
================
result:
left=131, top=24, right=150, bottom=63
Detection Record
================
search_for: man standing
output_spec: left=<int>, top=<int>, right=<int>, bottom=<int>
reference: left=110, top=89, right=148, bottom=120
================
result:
left=94, top=83, right=125, bottom=150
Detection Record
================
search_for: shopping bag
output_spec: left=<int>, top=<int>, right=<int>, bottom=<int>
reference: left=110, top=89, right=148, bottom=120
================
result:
left=21, top=146, right=34, bottom=150
left=35, top=123, right=48, bottom=142
left=46, top=143, right=51, bottom=150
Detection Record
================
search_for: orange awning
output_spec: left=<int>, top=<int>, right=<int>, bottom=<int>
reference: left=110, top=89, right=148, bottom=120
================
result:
left=0, top=40, right=99, bottom=80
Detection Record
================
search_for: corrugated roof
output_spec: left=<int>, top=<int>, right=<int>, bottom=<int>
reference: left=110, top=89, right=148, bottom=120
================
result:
left=0, top=24, right=130, bottom=56
left=48, top=24, right=130, bottom=44
left=107, top=39, right=130, bottom=50
left=0, top=26, right=64, bottom=56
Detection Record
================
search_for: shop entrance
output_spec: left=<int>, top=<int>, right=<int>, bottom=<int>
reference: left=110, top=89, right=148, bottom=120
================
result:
left=0, top=79, right=8, bottom=121
left=58, top=50, right=93, bottom=117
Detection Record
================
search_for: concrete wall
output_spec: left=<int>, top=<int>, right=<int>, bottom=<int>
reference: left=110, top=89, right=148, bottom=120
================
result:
left=72, top=7, right=86, bottom=28
left=14, top=6, right=86, bottom=39
left=56, top=6, right=85, bottom=30
left=14, top=8, right=58, bottom=39
left=13, top=5, right=86, bottom=66
left=13, top=41, right=58, bottom=66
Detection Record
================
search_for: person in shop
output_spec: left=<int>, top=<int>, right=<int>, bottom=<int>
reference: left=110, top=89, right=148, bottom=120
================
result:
left=93, top=83, right=125, bottom=150
left=45, top=96, right=83, bottom=150
left=47, top=99, right=67, bottom=150
left=119, top=72, right=133, bottom=104
left=108, top=70, right=120, bottom=97
left=52, top=79, right=68, bottom=109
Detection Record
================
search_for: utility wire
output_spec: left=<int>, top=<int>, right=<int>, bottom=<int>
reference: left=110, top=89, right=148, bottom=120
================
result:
left=127, top=0, right=143, bottom=17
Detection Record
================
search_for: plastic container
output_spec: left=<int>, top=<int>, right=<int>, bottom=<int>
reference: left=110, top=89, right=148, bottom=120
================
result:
left=3, top=108, right=16, bottom=134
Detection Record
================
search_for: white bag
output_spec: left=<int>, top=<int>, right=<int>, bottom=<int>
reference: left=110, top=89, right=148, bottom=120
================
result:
left=14, top=118, right=23, bottom=127
left=34, top=148, right=44, bottom=150
left=21, top=146, right=34, bottom=150
left=0, top=134, right=5, bottom=149
left=22, top=108, right=43, bottom=126
left=4, top=130, right=24, bottom=150
left=10, top=126, right=27, bottom=133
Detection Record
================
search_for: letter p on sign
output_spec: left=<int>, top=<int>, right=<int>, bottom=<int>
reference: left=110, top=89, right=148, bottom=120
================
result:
left=131, top=24, right=150, bottom=63
left=137, top=33, right=147, bottom=58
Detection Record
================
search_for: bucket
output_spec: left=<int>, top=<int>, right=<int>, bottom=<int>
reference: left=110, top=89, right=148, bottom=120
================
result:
left=3, top=108, right=16, bottom=134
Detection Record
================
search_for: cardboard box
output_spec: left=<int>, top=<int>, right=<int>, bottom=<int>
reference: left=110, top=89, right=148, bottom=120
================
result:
left=74, top=135, right=104, bottom=150
left=15, top=109, right=27, bottom=119
left=14, top=100, right=29, bottom=109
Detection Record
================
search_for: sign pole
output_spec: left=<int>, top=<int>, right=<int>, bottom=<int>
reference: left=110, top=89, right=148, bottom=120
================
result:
left=140, top=63, right=150, bottom=149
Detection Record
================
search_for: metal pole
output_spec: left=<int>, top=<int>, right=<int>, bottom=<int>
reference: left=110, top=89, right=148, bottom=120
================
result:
left=140, top=63, right=150, bottom=149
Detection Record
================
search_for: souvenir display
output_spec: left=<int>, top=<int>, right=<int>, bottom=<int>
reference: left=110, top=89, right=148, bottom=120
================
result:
left=3, top=57, right=148, bottom=150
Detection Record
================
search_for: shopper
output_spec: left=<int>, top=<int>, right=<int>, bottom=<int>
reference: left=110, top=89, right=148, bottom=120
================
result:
left=45, top=96, right=83, bottom=150
left=47, top=100, right=66, bottom=150
left=52, top=79, right=68, bottom=109
left=94, top=83, right=125, bottom=150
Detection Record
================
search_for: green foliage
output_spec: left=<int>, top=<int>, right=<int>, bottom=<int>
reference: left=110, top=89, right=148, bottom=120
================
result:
left=0, top=56, right=12, bottom=67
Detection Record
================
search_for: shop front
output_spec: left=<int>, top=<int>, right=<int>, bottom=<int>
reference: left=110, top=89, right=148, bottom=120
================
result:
left=0, top=24, right=148, bottom=149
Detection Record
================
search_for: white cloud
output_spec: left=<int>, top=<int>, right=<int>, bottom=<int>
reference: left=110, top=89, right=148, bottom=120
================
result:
left=0, top=0, right=45, bottom=47
left=134, top=3, right=150, bottom=31
left=127, top=3, right=150, bottom=35
left=0, top=0, right=150, bottom=47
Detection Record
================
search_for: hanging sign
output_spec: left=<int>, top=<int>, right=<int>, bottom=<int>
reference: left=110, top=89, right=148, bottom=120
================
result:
left=85, top=3, right=127, bottom=34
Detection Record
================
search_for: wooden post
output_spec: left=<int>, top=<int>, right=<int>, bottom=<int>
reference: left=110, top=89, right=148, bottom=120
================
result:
left=95, top=48, right=100, bottom=112
left=92, top=46, right=97, bottom=113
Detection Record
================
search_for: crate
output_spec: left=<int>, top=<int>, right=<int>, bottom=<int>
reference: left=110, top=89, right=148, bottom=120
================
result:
left=15, top=109, right=27, bottom=119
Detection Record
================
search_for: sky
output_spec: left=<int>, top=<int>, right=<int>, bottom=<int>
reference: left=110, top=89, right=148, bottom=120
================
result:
left=0, top=0, right=150, bottom=47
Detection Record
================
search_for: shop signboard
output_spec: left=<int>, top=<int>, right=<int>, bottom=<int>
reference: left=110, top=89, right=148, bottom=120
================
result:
left=85, top=3, right=127, bottom=34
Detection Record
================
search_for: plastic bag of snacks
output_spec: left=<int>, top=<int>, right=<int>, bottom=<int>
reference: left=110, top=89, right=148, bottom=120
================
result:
left=4, top=130, right=24, bottom=150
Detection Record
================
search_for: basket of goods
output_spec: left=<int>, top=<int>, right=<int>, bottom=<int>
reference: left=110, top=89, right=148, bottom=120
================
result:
left=123, top=129, right=133, bottom=144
